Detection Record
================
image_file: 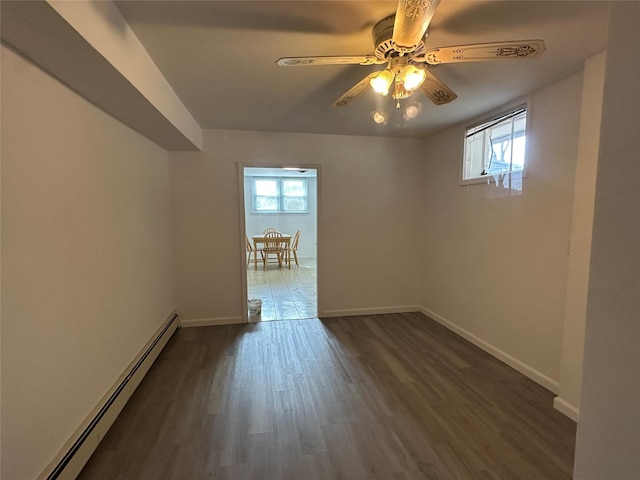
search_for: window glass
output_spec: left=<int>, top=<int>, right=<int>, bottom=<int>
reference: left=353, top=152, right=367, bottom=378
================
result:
left=255, top=179, right=277, bottom=196
left=283, top=179, right=305, bottom=196
left=463, top=106, right=527, bottom=181
left=283, top=197, right=305, bottom=211
left=254, top=179, right=278, bottom=211
left=252, top=177, right=307, bottom=213
left=282, top=179, right=307, bottom=212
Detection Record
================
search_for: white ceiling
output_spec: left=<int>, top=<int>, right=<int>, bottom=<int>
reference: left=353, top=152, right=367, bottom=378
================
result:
left=1, top=1, right=611, bottom=143
left=113, top=1, right=609, bottom=139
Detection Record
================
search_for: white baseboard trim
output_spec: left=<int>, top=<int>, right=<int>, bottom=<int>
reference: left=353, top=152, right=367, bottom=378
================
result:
left=38, top=311, right=179, bottom=480
left=553, top=396, right=580, bottom=421
left=420, top=307, right=560, bottom=395
left=320, top=305, right=422, bottom=318
left=180, top=315, right=245, bottom=327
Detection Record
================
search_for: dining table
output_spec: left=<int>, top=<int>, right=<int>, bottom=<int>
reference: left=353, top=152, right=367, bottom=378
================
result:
left=251, top=233, right=292, bottom=270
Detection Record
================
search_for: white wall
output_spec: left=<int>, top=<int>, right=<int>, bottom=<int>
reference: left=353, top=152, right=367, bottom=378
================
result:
left=555, top=52, right=606, bottom=420
left=420, top=74, right=584, bottom=391
left=1, top=45, right=174, bottom=480
left=0, top=43, right=3, bottom=477
left=2, top=0, right=202, bottom=151
left=170, top=130, right=424, bottom=322
left=48, top=0, right=202, bottom=149
left=574, top=3, right=640, bottom=477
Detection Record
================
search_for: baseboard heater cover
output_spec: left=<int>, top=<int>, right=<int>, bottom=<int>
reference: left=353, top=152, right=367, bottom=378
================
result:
left=44, top=312, right=179, bottom=480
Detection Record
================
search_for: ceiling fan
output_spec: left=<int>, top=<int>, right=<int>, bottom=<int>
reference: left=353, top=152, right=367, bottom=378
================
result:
left=276, top=0, right=545, bottom=109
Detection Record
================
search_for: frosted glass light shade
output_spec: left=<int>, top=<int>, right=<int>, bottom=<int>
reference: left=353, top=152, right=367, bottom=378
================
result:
left=370, top=69, right=394, bottom=96
left=401, top=65, right=427, bottom=92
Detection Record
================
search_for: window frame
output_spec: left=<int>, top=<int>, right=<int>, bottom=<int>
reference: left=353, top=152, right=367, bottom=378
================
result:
left=460, top=103, right=529, bottom=185
left=251, top=176, right=308, bottom=214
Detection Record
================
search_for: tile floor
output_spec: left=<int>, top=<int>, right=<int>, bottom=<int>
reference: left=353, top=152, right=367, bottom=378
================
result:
left=246, top=256, right=317, bottom=321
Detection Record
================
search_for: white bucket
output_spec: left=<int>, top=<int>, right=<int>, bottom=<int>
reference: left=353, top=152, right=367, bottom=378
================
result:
left=248, top=299, right=262, bottom=320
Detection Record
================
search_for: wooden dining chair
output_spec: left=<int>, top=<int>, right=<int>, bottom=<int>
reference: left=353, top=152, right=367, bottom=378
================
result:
left=263, top=227, right=279, bottom=235
left=285, top=229, right=301, bottom=268
left=262, top=231, right=284, bottom=269
left=245, top=235, right=261, bottom=269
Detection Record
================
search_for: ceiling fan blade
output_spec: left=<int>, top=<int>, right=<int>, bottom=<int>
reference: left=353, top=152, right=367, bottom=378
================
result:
left=276, top=56, right=383, bottom=67
left=331, top=73, right=379, bottom=108
left=392, top=0, right=441, bottom=52
left=424, top=40, right=545, bottom=65
left=419, top=69, right=457, bottom=105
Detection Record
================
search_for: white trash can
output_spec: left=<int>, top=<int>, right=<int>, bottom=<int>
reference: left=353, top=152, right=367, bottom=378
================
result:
left=248, top=299, right=262, bottom=321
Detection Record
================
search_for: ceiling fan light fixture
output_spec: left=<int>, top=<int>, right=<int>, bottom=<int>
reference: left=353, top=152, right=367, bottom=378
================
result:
left=400, top=65, right=427, bottom=92
left=278, top=1, right=545, bottom=112
left=392, top=80, right=410, bottom=101
left=370, top=69, right=394, bottom=96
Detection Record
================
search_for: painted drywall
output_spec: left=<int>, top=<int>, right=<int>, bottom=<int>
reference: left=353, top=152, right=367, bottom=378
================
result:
left=420, top=73, right=584, bottom=390
left=1, top=45, right=174, bottom=480
left=0, top=43, right=3, bottom=477
left=48, top=0, right=202, bottom=149
left=555, top=52, right=605, bottom=419
left=244, top=173, right=317, bottom=259
left=574, top=3, right=640, bottom=478
left=169, top=130, right=424, bottom=322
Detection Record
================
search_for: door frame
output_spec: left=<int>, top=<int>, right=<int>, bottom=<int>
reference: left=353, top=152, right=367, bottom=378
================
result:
left=237, top=162, right=321, bottom=322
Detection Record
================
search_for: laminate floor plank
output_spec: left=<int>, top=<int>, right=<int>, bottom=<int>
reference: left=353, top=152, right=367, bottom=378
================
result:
left=78, top=313, right=576, bottom=480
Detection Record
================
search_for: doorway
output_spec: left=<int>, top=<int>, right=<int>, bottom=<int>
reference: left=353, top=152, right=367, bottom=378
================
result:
left=243, top=167, right=317, bottom=321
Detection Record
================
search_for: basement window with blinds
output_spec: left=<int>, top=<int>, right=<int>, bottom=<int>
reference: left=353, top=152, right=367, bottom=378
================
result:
left=462, top=105, right=527, bottom=183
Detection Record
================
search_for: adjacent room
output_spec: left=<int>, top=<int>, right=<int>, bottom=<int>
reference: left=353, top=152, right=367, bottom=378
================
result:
left=243, top=167, right=318, bottom=321
left=1, top=1, right=638, bottom=480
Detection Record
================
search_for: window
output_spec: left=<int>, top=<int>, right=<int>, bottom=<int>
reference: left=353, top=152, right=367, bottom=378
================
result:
left=252, top=177, right=307, bottom=213
left=463, top=106, right=527, bottom=182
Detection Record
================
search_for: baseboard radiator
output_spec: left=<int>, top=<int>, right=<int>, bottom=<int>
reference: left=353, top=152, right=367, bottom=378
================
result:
left=41, top=312, right=180, bottom=480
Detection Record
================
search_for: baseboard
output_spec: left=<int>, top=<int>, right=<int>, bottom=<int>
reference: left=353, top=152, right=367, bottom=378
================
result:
left=420, top=307, right=560, bottom=394
left=180, top=315, right=246, bottom=327
left=553, top=396, right=580, bottom=421
left=38, top=311, right=179, bottom=480
left=320, top=305, right=422, bottom=318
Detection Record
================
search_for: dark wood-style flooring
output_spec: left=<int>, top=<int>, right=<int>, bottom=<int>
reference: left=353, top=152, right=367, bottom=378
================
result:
left=78, top=313, right=576, bottom=480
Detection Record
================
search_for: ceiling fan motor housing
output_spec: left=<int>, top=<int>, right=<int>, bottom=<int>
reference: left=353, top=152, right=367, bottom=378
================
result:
left=373, top=15, right=426, bottom=60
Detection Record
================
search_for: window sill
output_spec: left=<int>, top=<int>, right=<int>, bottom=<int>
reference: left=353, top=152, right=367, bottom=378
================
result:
left=251, top=211, right=309, bottom=214
left=459, top=170, right=526, bottom=186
